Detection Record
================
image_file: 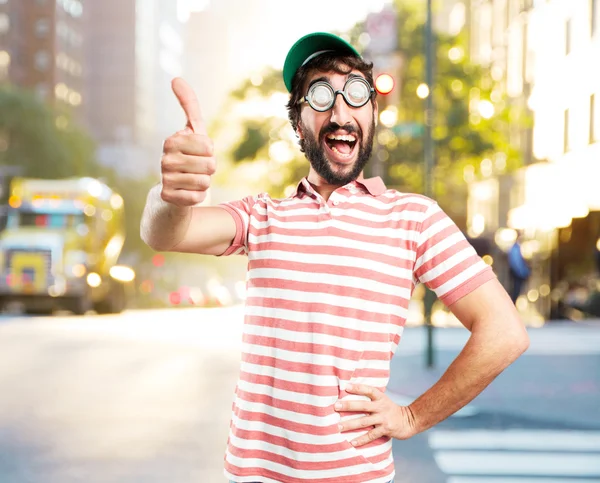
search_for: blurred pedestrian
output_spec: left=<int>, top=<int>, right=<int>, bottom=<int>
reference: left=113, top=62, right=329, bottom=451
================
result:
left=508, top=233, right=531, bottom=304
left=141, top=32, right=529, bottom=483
left=595, top=234, right=600, bottom=275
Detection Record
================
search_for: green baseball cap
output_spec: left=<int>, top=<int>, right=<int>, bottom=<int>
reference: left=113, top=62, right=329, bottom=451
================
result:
left=282, top=32, right=361, bottom=92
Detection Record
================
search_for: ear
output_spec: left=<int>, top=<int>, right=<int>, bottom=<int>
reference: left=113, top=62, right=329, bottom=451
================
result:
left=373, top=100, right=379, bottom=127
left=296, top=121, right=305, bottom=140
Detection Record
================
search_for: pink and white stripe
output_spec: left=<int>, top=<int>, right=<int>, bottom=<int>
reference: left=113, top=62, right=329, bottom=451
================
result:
left=219, top=177, right=494, bottom=483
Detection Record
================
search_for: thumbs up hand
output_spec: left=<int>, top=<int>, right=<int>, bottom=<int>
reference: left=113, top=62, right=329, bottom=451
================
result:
left=160, top=78, right=216, bottom=207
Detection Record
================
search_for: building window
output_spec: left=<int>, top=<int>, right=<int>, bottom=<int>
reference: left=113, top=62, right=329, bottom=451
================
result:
left=36, top=83, right=49, bottom=100
left=0, top=13, right=9, bottom=35
left=34, top=50, right=50, bottom=71
left=522, top=21, right=529, bottom=84
left=35, top=18, right=50, bottom=38
left=0, top=50, right=10, bottom=81
left=592, top=94, right=597, bottom=143
left=565, top=19, right=572, bottom=55
left=564, top=108, right=570, bottom=153
left=60, top=0, right=83, bottom=18
left=592, top=0, right=598, bottom=37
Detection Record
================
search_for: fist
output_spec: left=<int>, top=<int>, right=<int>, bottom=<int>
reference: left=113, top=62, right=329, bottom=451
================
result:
left=160, top=78, right=216, bottom=207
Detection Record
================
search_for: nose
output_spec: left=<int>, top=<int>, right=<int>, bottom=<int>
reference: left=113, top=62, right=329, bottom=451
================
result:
left=329, top=92, right=352, bottom=126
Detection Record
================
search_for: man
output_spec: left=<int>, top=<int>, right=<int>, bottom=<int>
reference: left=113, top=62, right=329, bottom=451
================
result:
left=141, top=32, right=529, bottom=483
left=507, top=233, right=531, bottom=304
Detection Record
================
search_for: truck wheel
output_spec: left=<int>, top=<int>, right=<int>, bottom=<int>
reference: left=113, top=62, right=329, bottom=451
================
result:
left=95, top=282, right=126, bottom=314
left=69, top=297, right=91, bottom=315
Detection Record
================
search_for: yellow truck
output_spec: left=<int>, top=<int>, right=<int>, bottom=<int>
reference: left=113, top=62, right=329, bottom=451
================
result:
left=0, top=177, right=134, bottom=314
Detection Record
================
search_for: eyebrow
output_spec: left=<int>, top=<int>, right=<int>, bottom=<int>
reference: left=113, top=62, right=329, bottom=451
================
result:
left=307, top=76, right=329, bottom=90
left=347, top=73, right=364, bottom=80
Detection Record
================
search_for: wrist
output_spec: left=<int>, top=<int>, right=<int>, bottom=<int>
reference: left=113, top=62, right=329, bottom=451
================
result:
left=154, top=184, right=192, bottom=216
left=403, top=403, right=422, bottom=437
left=393, top=404, right=420, bottom=440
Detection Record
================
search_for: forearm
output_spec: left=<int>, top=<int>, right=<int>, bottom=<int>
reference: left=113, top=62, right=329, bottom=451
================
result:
left=407, top=323, right=528, bottom=434
left=140, top=183, right=192, bottom=251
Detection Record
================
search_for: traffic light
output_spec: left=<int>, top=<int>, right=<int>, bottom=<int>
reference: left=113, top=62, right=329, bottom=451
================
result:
left=374, top=73, right=395, bottom=95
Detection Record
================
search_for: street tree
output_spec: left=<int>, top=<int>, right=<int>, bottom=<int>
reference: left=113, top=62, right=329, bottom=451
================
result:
left=214, top=3, right=527, bottom=224
left=0, top=86, right=160, bottom=267
left=351, top=1, right=528, bottom=223
left=0, top=85, right=97, bottom=178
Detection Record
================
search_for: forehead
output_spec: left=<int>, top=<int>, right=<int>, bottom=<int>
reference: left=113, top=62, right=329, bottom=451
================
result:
left=303, top=68, right=366, bottom=90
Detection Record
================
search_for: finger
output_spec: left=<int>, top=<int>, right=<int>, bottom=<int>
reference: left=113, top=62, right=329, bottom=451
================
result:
left=350, top=427, right=386, bottom=447
left=338, top=415, right=379, bottom=432
left=163, top=133, right=214, bottom=157
left=162, top=153, right=216, bottom=175
left=171, top=77, right=207, bottom=135
left=334, top=399, right=373, bottom=413
left=162, top=172, right=211, bottom=191
left=345, top=384, right=382, bottom=401
left=161, top=187, right=206, bottom=207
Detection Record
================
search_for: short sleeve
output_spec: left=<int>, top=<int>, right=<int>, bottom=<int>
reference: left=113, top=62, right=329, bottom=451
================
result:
left=413, top=201, right=496, bottom=306
left=218, top=196, right=257, bottom=256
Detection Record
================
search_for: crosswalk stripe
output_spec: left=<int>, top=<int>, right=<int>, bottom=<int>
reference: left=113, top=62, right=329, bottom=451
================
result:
left=429, top=430, right=600, bottom=451
left=434, top=451, right=600, bottom=477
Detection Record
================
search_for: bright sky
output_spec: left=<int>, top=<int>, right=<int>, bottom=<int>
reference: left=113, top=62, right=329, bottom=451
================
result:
left=177, top=0, right=393, bottom=125
left=181, top=0, right=392, bottom=73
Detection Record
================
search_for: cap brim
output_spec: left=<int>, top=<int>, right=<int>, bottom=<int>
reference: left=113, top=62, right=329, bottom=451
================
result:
left=283, top=32, right=360, bottom=92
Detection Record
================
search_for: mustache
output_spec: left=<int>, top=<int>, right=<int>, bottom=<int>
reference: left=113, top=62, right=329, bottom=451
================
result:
left=319, top=123, right=361, bottom=141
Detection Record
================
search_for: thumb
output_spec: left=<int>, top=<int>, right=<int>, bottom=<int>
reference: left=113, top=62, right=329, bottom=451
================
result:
left=171, top=77, right=207, bottom=135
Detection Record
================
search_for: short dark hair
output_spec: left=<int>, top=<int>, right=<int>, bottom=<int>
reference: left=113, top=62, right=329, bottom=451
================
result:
left=286, top=52, right=376, bottom=149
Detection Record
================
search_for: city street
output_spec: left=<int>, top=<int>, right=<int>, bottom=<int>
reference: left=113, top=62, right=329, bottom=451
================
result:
left=0, top=307, right=599, bottom=483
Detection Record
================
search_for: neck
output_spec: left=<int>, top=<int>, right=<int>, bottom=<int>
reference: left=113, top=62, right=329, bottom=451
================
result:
left=306, top=169, right=363, bottom=201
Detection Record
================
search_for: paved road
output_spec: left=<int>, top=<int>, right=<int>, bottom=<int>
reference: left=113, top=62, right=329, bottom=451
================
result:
left=0, top=308, right=242, bottom=483
left=388, top=320, right=600, bottom=483
left=0, top=308, right=598, bottom=483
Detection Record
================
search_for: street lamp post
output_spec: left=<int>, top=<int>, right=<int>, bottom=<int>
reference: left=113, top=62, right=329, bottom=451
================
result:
left=424, top=0, right=435, bottom=368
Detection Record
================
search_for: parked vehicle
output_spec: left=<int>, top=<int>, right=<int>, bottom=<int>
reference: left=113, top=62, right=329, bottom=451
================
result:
left=0, top=177, right=134, bottom=314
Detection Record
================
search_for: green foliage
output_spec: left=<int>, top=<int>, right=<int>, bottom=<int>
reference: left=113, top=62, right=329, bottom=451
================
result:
left=232, top=121, right=271, bottom=162
left=216, top=2, right=527, bottom=222
left=372, top=0, right=528, bottom=222
left=0, top=85, right=156, bottom=262
left=230, top=71, right=286, bottom=100
left=0, top=85, right=96, bottom=178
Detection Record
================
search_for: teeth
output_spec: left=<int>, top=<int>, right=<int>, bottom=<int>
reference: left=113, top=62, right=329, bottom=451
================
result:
left=326, top=134, right=356, bottom=142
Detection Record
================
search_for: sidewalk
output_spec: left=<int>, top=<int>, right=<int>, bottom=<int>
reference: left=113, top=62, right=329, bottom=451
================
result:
left=388, top=321, right=600, bottom=429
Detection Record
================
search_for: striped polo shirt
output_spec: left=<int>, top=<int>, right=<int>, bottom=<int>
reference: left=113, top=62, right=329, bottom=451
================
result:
left=219, top=176, right=495, bottom=483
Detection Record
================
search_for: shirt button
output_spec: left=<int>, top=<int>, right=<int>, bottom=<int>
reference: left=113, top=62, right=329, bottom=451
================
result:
left=333, top=201, right=339, bottom=206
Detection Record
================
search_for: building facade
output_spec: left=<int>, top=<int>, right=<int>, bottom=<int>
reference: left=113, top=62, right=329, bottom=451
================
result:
left=84, top=0, right=184, bottom=177
left=0, top=0, right=85, bottom=117
left=467, top=0, right=600, bottom=321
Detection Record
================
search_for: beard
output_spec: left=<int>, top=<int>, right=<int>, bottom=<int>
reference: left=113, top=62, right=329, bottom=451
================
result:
left=302, top=118, right=375, bottom=186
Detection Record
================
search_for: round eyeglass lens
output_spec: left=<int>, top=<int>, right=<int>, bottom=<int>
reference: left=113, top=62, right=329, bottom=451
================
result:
left=346, top=79, right=370, bottom=106
left=310, top=84, right=333, bottom=110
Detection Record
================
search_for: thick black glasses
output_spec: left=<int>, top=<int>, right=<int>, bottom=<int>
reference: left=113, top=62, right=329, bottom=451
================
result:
left=299, top=77, right=375, bottom=112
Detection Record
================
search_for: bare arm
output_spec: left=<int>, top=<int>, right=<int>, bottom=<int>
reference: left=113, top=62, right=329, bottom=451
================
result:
left=337, top=277, right=530, bottom=445
left=140, top=77, right=237, bottom=256
left=140, top=184, right=236, bottom=255
left=405, top=277, right=530, bottom=434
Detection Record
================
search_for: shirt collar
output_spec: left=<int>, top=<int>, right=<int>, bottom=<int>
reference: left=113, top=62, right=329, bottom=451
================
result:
left=353, top=177, right=387, bottom=196
left=291, top=176, right=387, bottom=198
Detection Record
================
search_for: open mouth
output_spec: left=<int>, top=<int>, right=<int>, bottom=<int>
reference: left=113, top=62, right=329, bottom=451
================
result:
left=324, top=133, right=358, bottom=162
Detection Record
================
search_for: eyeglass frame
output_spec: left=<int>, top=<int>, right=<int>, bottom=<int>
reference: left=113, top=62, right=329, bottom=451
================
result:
left=297, top=76, right=376, bottom=112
